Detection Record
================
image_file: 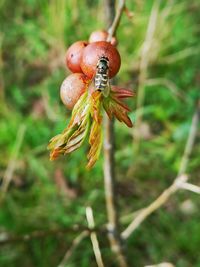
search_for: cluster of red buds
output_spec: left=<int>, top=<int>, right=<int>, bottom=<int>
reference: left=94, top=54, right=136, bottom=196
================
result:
left=48, top=30, right=134, bottom=169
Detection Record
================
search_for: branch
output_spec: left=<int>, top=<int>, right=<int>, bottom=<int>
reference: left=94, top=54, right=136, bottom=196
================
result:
left=86, top=207, right=105, bottom=267
left=58, top=231, right=88, bottom=267
left=145, top=78, right=188, bottom=103
left=178, top=100, right=200, bottom=176
left=122, top=100, right=200, bottom=239
left=107, top=0, right=126, bottom=41
left=0, top=225, right=105, bottom=246
left=145, top=263, right=175, bottom=267
left=121, top=174, right=188, bottom=239
left=103, top=1, right=128, bottom=267
left=159, top=45, right=200, bottom=65
left=1, top=124, right=26, bottom=200
left=178, top=182, right=200, bottom=195
left=133, top=0, right=161, bottom=152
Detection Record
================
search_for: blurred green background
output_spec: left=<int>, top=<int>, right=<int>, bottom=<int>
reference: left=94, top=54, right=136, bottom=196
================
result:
left=0, top=0, right=200, bottom=266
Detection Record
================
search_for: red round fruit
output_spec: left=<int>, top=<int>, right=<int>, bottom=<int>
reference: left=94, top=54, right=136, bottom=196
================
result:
left=66, top=41, right=88, bottom=73
left=60, top=73, right=88, bottom=110
left=89, top=30, right=117, bottom=46
left=80, top=41, right=121, bottom=79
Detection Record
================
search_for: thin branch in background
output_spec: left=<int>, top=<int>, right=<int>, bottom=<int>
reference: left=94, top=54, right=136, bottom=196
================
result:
left=107, top=0, right=126, bottom=40
left=58, top=231, right=88, bottom=267
left=121, top=174, right=188, bottom=239
left=122, top=100, right=200, bottom=240
left=120, top=208, right=144, bottom=224
left=0, top=33, right=5, bottom=100
left=131, top=44, right=200, bottom=75
left=178, top=182, right=200, bottom=194
left=86, top=207, right=105, bottom=267
left=178, top=100, right=200, bottom=176
left=0, top=225, right=105, bottom=246
left=133, top=0, right=161, bottom=153
left=1, top=124, right=26, bottom=200
left=103, top=0, right=128, bottom=266
left=159, top=45, right=200, bottom=65
left=145, top=78, right=188, bottom=103
left=42, top=91, right=59, bottom=122
left=145, top=263, right=175, bottom=267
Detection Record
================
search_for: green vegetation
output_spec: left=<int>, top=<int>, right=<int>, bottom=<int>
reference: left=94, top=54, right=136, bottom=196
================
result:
left=0, top=0, right=200, bottom=266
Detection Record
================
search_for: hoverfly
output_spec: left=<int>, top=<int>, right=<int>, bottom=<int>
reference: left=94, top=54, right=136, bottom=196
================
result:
left=94, top=56, right=111, bottom=97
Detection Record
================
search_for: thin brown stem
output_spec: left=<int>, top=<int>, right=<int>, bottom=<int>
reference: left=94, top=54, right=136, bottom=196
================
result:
left=0, top=225, right=105, bottom=246
left=107, top=0, right=126, bottom=41
left=133, top=0, right=161, bottom=153
left=121, top=174, right=188, bottom=239
left=178, top=100, right=200, bottom=176
left=122, top=100, right=200, bottom=239
left=145, top=78, right=188, bottom=103
left=1, top=124, right=26, bottom=201
left=86, top=207, right=105, bottom=267
left=178, top=182, right=200, bottom=194
left=58, top=231, right=88, bottom=267
left=103, top=1, right=128, bottom=267
left=145, top=263, right=175, bottom=267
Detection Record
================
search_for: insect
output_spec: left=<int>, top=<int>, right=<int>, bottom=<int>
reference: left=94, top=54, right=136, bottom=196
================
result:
left=94, top=56, right=110, bottom=97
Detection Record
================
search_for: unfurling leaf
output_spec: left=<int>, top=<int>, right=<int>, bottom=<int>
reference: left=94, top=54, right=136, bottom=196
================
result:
left=48, top=91, right=90, bottom=160
left=48, top=82, right=135, bottom=169
left=87, top=91, right=103, bottom=169
left=111, top=86, right=135, bottom=98
left=103, top=86, right=134, bottom=128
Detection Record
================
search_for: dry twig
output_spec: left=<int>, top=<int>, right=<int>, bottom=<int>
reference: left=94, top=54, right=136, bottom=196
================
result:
left=145, top=78, right=187, bottom=103
left=122, top=100, right=200, bottom=239
left=133, top=0, right=161, bottom=152
left=1, top=124, right=26, bottom=199
left=107, top=0, right=126, bottom=41
left=86, top=207, right=105, bottom=267
left=0, top=225, right=105, bottom=246
left=178, top=182, right=200, bottom=194
left=121, top=174, right=188, bottom=239
left=145, top=263, right=175, bottom=267
left=58, top=231, right=88, bottom=267
left=103, top=0, right=128, bottom=266
left=159, top=45, right=200, bottom=65
left=178, top=101, right=200, bottom=176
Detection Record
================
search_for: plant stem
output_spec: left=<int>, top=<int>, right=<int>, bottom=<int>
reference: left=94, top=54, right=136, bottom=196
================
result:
left=1, top=124, right=26, bottom=201
left=121, top=174, right=188, bottom=239
left=58, top=231, right=88, bottom=267
left=0, top=225, right=104, bottom=246
left=103, top=1, right=128, bottom=267
left=133, top=0, right=161, bottom=153
left=178, top=100, right=200, bottom=176
left=122, top=100, right=200, bottom=239
left=86, top=207, right=105, bottom=267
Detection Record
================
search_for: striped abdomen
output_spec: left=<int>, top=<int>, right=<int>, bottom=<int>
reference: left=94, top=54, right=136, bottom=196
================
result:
left=95, top=73, right=108, bottom=91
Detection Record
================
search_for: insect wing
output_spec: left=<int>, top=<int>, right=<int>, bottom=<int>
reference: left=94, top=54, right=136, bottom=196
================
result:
left=102, top=79, right=111, bottom=97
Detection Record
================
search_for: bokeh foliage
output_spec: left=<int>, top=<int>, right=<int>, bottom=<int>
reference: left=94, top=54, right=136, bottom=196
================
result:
left=0, top=0, right=200, bottom=266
